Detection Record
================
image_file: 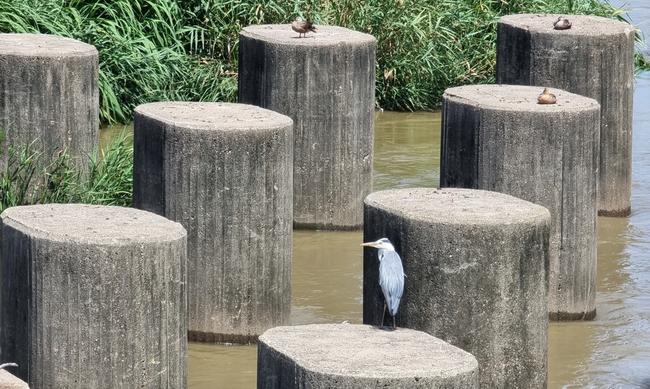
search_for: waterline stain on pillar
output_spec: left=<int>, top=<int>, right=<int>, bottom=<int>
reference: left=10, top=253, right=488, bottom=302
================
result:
left=238, top=25, right=376, bottom=230
left=496, top=14, right=635, bottom=217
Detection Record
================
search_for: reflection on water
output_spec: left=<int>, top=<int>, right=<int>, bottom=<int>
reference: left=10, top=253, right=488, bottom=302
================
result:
left=373, top=111, right=441, bottom=190
left=613, top=0, right=650, bottom=55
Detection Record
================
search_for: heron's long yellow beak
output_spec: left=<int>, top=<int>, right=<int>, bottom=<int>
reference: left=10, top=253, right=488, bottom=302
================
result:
left=361, top=242, right=378, bottom=247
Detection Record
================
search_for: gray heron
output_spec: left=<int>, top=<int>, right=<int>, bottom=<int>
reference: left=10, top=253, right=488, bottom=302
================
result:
left=361, top=238, right=405, bottom=330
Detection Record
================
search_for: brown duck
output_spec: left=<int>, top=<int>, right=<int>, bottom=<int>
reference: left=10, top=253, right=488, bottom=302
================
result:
left=538, top=88, right=557, bottom=105
left=554, top=16, right=572, bottom=30
left=292, top=18, right=316, bottom=38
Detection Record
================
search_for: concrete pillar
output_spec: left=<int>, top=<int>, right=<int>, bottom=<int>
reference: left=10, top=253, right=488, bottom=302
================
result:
left=257, top=324, right=479, bottom=388
left=496, top=14, right=635, bottom=216
left=238, top=25, right=376, bottom=230
left=440, top=84, right=600, bottom=320
left=0, top=204, right=187, bottom=388
left=133, top=102, right=293, bottom=342
left=363, top=188, right=550, bottom=388
left=0, top=33, right=99, bottom=170
left=0, top=369, right=29, bottom=389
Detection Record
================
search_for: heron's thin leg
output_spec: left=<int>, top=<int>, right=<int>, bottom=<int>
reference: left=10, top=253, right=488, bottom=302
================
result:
left=392, top=315, right=396, bottom=330
left=380, top=303, right=386, bottom=329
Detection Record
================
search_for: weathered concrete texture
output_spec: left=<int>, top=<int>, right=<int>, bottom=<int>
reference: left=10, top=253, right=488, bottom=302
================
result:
left=0, top=204, right=187, bottom=388
left=0, top=370, right=29, bottom=389
left=133, top=102, right=293, bottom=342
left=257, top=324, right=479, bottom=389
left=238, top=25, right=376, bottom=230
left=363, top=188, right=551, bottom=388
left=496, top=14, right=635, bottom=216
left=440, top=84, right=600, bottom=321
left=0, top=33, right=99, bottom=171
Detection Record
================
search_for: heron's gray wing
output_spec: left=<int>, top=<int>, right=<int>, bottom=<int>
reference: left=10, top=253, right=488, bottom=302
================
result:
left=379, top=251, right=405, bottom=316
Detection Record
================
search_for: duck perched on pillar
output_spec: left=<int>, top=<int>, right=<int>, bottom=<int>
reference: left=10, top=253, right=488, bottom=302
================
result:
left=292, top=18, right=316, bottom=38
left=537, top=88, right=557, bottom=105
left=554, top=16, right=572, bottom=30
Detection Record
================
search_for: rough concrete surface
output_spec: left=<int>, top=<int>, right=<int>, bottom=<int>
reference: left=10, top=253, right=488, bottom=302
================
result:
left=0, top=370, right=29, bottom=389
left=440, top=84, right=600, bottom=321
left=363, top=188, right=551, bottom=388
left=133, top=102, right=293, bottom=342
left=257, top=323, right=479, bottom=389
left=496, top=14, right=634, bottom=216
left=0, top=33, right=99, bottom=171
left=239, top=25, right=376, bottom=229
left=0, top=204, right=187, bottom=388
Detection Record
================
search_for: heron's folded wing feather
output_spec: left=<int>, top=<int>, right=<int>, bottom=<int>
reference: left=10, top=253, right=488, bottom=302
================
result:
left=379, top=251, right=405, bottom=316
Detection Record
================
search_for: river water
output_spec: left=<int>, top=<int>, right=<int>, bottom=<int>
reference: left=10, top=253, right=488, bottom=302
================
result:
left=100, top=6, right=650, bottom=388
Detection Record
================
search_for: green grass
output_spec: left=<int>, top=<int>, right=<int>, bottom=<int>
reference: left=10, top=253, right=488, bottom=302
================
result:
left=0, top=134, right=133, bottom=213
left=0, top=0, right=647, bottom=121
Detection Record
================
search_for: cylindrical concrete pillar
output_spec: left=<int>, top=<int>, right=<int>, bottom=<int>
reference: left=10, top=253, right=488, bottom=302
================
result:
left=0, top=33, right=99, bottom=170
left=440, top=84, right=600, bottom=320
left=0, top=204, right=187, bottom=388
left=496, top=14, right=635, bottom=216
left=257, top=324, right=479, bottom=388
left=133, top=102, right=293, bottom=342
left=363, top=188, right=550, bottom=388
left=238, top=25, right=376, bottom=230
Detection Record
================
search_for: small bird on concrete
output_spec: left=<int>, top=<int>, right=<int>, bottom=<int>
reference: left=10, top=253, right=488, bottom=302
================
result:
left=291, top=18, right=316, bottom=38
left=361, top=238, right=405, bottom=330
left=0, top=362, right=18, bottom=370
left=554, top=17, right=572, bottom=30
left=538, top=88, right=557, bottom=104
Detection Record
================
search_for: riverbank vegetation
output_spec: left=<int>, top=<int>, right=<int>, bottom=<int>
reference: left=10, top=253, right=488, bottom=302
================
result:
left=0, top=0, right=646, bottom=123
left=0, top=134, right=132, bottom=212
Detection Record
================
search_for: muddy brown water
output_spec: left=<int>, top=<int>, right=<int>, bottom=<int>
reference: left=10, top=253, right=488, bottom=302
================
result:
left=102, top=12, right=650, bottom=388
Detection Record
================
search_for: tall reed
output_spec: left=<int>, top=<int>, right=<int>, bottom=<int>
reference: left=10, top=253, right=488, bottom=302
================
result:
left=0, top=134, right=133, bottom=213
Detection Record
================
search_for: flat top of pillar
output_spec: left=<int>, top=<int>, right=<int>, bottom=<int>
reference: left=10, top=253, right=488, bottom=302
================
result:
left=135, top=102, right=292, bottom=131
left=240, top=24, right=376, bottom=46
left=259, top=324, right=478, bottom=379
left=1, top=204, right=186, bottom=245
left=499, top=14, right=633, bottom=36
left=365, top=188, right=550, bottom=226
left=444, top=84, right=599, bottom=113
left=0, top=33, right=97, bottom=57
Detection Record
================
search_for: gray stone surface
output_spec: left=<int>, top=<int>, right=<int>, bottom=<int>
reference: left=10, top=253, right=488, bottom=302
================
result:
left=363, top=188, right=550, bottom=388
left=0, top=33, right=99, bottom=171
left=133, top=102, right=293, bottom=342
left=496, top=14, right=635, bottom=216
left=238, top=25, right=376, bottom=230
left=440, top=84, right=600, bottom=321
left=0, top=370, right=29, bottom=389
left=257, top=323, right=479, bottom=389
left=0, top=204, right=187, bottom=388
